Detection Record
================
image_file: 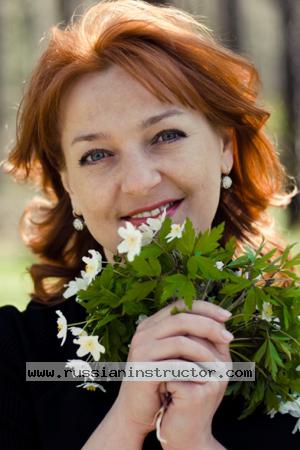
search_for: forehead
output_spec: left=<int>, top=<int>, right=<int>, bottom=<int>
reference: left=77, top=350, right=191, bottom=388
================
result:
left=60, top=64, right=182, bottom=128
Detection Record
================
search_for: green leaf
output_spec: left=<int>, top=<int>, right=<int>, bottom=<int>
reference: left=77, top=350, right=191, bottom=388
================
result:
left=140, top=244, right=162, bottom=259
left=120, top=280, right=156, bottom=303
left=148, top=258, right=161, bottom=276
left=253, top=248, right=277, bottom=270
left=99, top=264, right=114, bottom=288
left=253, top=340, right=267, bottom=363
left=187, top=256, right=198, bottom=278
left=272, top=338, right=292, bottom=360
left=131, top=257, right=161, bottom=277
left=243, top=289, right=256, bottom=321
left=194, top=223, right=224, bottom=255
left=176, top=218, right=196, bottom=255
left=283, top=306, right=290, bottom=329
left=161, top=274, right=196, bottom=308
left=79, top=286, right=120, bottom=308
left=196, top=256, right=228, bottom=280
left=220, top=279, right=251, bottom=295
left=227, top=256, right=250, bottom=269
left=122, top=302, right=149, bottom=315
left=265, top=339, right=284, bottom=379
left=283, top=251, right=300, bottom=269
left=245, top=245, right=256, bottom=262
left=96, top=313, right=119, bottom=329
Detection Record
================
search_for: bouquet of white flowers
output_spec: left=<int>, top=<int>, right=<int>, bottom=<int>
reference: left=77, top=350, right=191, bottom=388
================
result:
left=56, top=213, right=300, bottom=434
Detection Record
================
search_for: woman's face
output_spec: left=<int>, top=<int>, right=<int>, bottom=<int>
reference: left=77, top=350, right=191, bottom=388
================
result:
left=60, top=65, right=233, bottom=261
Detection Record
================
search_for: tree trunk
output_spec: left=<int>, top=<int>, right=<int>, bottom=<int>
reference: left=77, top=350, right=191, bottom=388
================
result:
left=277, top=0, right=300, bottom=225
left=58, top=0, right=78, bottom=22
left=220, top=0, right=242, bottom=52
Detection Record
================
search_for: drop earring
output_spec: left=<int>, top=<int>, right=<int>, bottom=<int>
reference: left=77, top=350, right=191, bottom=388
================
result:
left=222, top=174, right=232, bottom=189
left=72, top=211, right=85, bottom=231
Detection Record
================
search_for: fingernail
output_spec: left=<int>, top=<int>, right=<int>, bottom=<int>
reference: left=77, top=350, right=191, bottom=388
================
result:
left=222, top=329, right=234, bottom=341
left=219, top=309, right=232, bottom=319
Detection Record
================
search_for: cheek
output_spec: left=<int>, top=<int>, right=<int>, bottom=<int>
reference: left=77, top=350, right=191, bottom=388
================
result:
left=69, top=172, right=109, bottom=213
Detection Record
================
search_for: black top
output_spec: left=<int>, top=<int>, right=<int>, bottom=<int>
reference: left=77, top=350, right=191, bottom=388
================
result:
left=0, top=298, right=299, bottom=450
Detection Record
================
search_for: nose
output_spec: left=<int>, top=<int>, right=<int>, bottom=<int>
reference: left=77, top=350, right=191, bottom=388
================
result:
left=120, top=153, right=162, bottom=195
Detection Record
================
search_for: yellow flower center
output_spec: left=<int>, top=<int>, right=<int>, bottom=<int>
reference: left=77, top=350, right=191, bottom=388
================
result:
left=265, top=304, right=273, bottom=316
left=86, top=385, right=96, bottom=391
left=86, top=341, right=94, bottom=350
left=85, top=263, right=93, bottom=273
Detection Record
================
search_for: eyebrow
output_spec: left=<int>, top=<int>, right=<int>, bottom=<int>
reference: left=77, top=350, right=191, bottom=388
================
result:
left=71, top=108, right=185, bottom=146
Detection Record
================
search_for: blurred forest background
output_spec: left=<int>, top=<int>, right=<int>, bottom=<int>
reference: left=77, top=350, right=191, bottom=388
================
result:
left=0, top=0, right=299, bottom=310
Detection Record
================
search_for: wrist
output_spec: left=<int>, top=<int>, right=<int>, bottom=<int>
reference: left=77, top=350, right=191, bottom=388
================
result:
left=163, top=434, right=226, bottom=450
left=81, top=400, right=146, bottom=450
left=109, top=400, right=148, bottom=447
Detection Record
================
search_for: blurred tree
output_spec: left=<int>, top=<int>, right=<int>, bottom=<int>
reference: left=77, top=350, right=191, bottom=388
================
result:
left=220, top=0, right=241, bottom=52
left=58, top=0, right=80, bottom=22
left=0, top=2, right=3, bottom=158
left=57, top=0, right=170, bottom=23
left=277, top=0, right=300, bottom=225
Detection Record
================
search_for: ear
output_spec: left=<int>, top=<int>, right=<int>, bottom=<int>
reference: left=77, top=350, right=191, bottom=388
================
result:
left=220, top=130, right=234, bottom=174
left=60, top=170, right=82, bottom=215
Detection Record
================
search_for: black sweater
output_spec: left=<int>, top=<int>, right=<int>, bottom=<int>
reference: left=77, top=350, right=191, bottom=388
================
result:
left=0, top=298, right=299, bottom=450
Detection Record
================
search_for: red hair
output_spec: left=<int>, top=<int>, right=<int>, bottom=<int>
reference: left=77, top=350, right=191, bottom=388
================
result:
left=4, top=0, right=294, bottom=303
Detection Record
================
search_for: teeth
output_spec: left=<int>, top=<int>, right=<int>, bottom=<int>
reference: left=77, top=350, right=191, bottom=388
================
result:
left=131, top=202, right=174, bottom=219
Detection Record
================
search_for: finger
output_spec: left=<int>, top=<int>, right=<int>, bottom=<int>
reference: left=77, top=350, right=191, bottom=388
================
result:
left=152, top=313, right=234, bottom=345
left=142, top=335, right=218, bottom=363
left=188, top=335, right=232, bottom=362
left=137, top=299, right=231, bottom=331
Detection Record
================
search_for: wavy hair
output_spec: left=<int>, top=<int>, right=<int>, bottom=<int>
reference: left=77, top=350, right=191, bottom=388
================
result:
left=4, top=0, right=294, bottom=303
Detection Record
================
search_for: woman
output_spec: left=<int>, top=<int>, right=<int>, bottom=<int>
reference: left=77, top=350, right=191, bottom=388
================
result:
left=1, top=0, right=298, bottom=449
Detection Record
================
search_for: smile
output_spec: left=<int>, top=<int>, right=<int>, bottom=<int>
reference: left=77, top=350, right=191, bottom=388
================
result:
left=122, top=198, right=184, bottom=226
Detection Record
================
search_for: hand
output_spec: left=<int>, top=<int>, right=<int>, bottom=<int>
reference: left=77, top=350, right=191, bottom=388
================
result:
left=114, top=299, right=233, bottom=445
left=159, top=332, right=231, bottom=449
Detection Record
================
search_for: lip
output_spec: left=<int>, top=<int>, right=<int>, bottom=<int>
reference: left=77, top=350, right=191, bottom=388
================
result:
left=121, top=198, right=184, bottom=219
left=122, top=198, right=184, bottom=227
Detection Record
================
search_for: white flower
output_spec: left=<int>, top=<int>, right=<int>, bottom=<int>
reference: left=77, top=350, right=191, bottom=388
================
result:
left=296, top=365, right=300, bottom=372
left=76, top=382, right=106, bottom=392
left=74, top=335, right=106, bottom=361
left=56, top=310, right=67, bottom=346
left=235, top=269, right=242, bottom=277
left=70, top=327, right=88, bottom=337
left=268, top=395, right=300, bottom=433
left=146, top=208, right=167, bottom=233
left=215, top=261, right=224, bottom=271
left=63, top=277, right=90, bottom=299
left=268, top=408, right=277, bottom=419
left=138, top=223, right=155, bottom=246
left=261, top=302, right=273, bottom=322
left=165, top=221, right=186, bottom=243
left=65, top=359, right=95, bottom=381
left=117, top=221, right=143, bottom=262
left=81, top=249, right=103, bottom=283
left=278, top=396, right=300, bottom=417
left=135, top=314, right=148, bottom=326
left=137, top=208, right=167, bottom=246
left=292, top=418, right=300, bottom=434
left=272, top=317, right=281, bottom=329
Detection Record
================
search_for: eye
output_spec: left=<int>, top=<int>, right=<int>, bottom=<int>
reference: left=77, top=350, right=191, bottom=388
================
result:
left=153, top=129, right=187, bottom=145
left=79, top=149, right=112, bottom=166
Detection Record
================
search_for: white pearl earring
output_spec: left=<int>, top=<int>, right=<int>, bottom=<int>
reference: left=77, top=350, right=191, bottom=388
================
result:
left=72, top=211, right=85, bottom=231
left=222, top=175, right=232, bottom=189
